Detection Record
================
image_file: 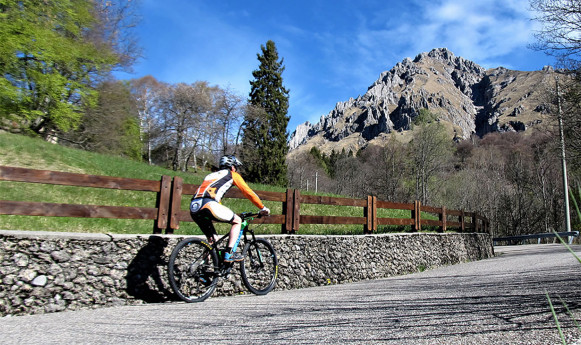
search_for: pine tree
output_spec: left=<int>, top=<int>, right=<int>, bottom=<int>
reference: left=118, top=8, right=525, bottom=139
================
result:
left=242, top=40, right=290, bottom=186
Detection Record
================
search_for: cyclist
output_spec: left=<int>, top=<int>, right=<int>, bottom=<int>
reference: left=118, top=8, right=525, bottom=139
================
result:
left=190, top=155, right=270, bottom=263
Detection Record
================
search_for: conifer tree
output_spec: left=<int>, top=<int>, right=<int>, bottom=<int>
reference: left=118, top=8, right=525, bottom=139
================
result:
left=242, top=40, right=290, bottom=186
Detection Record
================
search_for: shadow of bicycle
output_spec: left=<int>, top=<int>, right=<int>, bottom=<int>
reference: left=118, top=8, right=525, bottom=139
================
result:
left=125, top=235, right=177, bottom=302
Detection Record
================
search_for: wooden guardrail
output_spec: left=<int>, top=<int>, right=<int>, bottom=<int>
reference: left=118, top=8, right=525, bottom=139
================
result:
left=0, top=166, right=489, bottom=234
left=0, top=166, right=173, bottom=232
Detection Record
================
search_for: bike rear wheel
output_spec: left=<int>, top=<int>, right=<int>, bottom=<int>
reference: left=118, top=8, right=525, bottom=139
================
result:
left=168, top=237, right=219, bottom=302
left=240, top=238, right=278, bottom=295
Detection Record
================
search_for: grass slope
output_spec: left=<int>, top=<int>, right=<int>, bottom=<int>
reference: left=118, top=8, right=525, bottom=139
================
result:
left=1, top=132, right=403, bottom=235
left=0, top=132, right=278, bottom=234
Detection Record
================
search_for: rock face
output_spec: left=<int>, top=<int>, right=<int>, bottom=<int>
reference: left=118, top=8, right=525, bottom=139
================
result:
left=289, top=48, right=556, bottom=151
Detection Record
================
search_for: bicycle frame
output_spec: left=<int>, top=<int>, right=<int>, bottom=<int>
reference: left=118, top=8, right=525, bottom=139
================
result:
left=241, top=212, right=260, bottom=244
left=203, top=212, right=261, bottom=272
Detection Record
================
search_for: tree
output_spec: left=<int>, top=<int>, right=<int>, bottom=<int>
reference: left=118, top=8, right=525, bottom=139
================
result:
left=359, top=137, right=409, bottom=202
left=287, top=151, right=329, bottom=192
left=530, top=1, right=581, bottom=232
left=133, top=79, right=245, bottom=172
left=530, top=0, right=581, bottom=66
left=528, top=131, right=564, bottom=232
left=90, top=0, right=142, bottom=69
left=213, top=87, right=244, bottom=156
left=560, top=72, right=581, bottom=169
left=333, top=154, right=364, bottom=198
left=407, top=110, right=454, bottom=204
left=0, top=0, right=139, bottom=139
left=242, top=40, right=290, bottom=186
left=157, top=82, right=214, bottom=171
left=130, top=76, right=163, bottom=164
left=412, top=108, right=438, bottom=127
left=62, top=80, right=141, bottom=159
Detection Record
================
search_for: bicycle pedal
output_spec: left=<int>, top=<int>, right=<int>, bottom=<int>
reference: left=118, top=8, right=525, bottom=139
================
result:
left=217, top=266, right=233, bottom=277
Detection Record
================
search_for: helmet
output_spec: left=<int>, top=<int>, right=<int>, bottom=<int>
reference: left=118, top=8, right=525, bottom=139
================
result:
left=219, top=155, right=242, bottom=170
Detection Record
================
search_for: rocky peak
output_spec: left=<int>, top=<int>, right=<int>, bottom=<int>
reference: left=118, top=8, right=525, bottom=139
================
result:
left=289, top=48, right=555, bottom=152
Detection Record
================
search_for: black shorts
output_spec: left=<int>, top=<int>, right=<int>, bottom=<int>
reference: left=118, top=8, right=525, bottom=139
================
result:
left=190, top=198, right=235, bottom=238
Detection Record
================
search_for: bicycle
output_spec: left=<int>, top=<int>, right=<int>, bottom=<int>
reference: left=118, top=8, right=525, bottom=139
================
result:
left=167, top=212, right=278, bottom=302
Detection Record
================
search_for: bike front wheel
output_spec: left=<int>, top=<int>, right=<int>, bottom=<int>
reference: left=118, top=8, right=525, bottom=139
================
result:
left=240, top=238, right=278, bottom=295
left=168, top=237, right=219, bottom=302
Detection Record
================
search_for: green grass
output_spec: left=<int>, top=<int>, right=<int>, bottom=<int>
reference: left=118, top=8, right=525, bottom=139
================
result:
left=0, top=131, right=435, bottom=235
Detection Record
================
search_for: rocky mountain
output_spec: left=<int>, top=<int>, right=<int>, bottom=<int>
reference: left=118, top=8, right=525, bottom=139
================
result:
left=289, top=48, right=557, bottom=153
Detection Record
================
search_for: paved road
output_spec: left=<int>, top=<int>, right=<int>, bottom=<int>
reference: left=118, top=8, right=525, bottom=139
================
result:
left=1, top=244, right=581, bottom=345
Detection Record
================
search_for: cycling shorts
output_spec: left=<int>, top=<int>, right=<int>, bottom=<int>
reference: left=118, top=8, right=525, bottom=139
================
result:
left=190, top=198, right=235, bottom=239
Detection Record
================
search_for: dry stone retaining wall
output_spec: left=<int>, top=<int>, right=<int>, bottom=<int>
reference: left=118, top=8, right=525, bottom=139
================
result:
left=0, top=230, right=494, bottom=316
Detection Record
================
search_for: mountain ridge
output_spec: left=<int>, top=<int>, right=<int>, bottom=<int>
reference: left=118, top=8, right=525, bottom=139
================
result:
left=289, top=48, right=557, bottom=153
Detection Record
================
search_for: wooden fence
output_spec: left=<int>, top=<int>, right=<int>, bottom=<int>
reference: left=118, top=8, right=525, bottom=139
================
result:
left=0, top=166, right=490, bottom=234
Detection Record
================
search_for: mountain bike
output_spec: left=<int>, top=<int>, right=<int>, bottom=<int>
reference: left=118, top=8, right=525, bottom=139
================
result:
left=168, top=212, right=278, bottom=302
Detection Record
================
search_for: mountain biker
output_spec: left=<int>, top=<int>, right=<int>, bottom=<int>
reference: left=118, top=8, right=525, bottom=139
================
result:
left=190, top=155, right=270, bottom=263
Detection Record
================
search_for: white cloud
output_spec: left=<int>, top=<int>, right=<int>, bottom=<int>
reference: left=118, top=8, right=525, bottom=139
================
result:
left=436, top=2, right=465, bottom=21
left=337, top=0, right=539, bottom=71
left=410, top=0, right=537, bottom=64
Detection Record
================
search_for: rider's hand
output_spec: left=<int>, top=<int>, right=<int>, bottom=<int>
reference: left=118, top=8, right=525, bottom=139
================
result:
left=259, top=206, right=270, bottom=216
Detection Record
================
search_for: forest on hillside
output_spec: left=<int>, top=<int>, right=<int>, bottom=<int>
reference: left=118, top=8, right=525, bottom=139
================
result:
left=287, top=116, right=581, bottom=238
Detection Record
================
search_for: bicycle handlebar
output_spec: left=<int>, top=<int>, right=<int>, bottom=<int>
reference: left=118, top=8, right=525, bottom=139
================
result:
left=238, top=212, right=267, bottom=220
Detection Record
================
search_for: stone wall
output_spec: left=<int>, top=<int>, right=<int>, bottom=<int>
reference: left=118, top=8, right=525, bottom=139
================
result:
left=0, top=230, right=494, bottom=316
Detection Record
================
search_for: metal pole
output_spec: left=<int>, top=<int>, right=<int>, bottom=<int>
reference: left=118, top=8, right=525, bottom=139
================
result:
left=556, top=77, right=572, bottom=233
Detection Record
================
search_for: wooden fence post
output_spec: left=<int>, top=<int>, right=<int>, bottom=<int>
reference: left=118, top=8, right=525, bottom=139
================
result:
left=439, top=206, right=446, bottom=233
left=365, top=196, right=371, bottom=234
left=283, top=188, right=293, bottom=234
left=293, top=189, right=301, bottom=233
left=154, top=175, right=172, bottom=234
left=410, top=201, right=414, bottom=232
left=364, top=196, right=377, bottom=234
left=168, top=176, right=183, bottom=234
left=412, top=200, right=421, bottom=232
left=460, top=209, right=465, bottom=233
left=372, top=196, right=377, bottom=233
left=417, top=200, right=421, bottom=232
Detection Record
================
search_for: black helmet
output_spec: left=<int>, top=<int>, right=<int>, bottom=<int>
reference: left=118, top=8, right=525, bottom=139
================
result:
left=219, top=155, right=242, bottom=170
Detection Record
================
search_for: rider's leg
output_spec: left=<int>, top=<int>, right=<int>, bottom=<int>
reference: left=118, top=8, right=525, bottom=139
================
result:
left=206, top=230, right=219, bottom=246
left=224, top=214, right=244, bottom=262
left=227, top=214, right=242, bottom=249
left=197, top=201, right=242, bottom=262
left=191, top=210, right=220, bottom=265
left=194, top=214, right=216, bottom=243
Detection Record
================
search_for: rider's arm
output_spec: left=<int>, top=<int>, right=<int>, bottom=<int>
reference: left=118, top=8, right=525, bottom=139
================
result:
left=232, top=171, right=265, bottom=209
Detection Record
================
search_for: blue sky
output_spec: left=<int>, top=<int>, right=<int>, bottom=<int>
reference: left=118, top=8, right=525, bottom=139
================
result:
left=117, top=0, right=557, bottom=133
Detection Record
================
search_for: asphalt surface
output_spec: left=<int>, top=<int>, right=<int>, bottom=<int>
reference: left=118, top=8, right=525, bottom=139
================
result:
left=1, top=244, right=581, bottom=345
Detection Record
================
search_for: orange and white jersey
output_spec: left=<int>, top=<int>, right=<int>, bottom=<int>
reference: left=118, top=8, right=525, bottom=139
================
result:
left=193, top=169, right=264, bottom=209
